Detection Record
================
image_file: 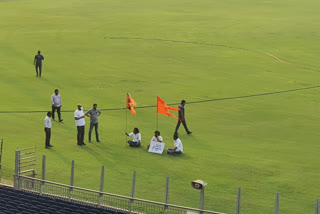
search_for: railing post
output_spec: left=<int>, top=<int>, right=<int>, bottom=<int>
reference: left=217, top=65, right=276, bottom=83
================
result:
left=237, top=187, right=241, bottom=214
left=316, top=199, right=319, bottom=214
left=40, top=155, right=46, bottom=195
left=68, top=160, right=75, bottom=201
left=200, top=188, right=205, bottom=214
left=98, top=166, right=104, bottom=206
left=274, top=192, right=279, bottom=214
left=0, top=139, right=3, bottom=169
left=164, top=177, right=169, bottom=213
left=130, top=171, right=136, bottom=213
left=14, top=150, right=20, bottom=189
left=33, top=145, right=37, bottom=177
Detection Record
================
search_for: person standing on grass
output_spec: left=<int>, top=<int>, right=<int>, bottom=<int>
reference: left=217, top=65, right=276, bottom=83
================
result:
left=174, top=100, right=192, bottom=135
left=74, top=104, right=86, bottom=146
left=51, top=89, right=63, bottom=122
left=85, top=104, right=101, bottom=143
left=125, top=128, right=141, bottom=147
left=44, top=111, right=53, bottom=149
left=167, top=133, right=183, bottom=154
left=34, top=50, right=44, bottom=77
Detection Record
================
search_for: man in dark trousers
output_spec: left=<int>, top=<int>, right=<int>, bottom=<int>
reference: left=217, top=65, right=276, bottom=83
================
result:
left=174, top=100, right=192, bottom=135
left=34, top=50, right=44, bottom=77
left=74, top=104, right=86, bottom=146
left=51, top=89, right=63, bottom=122
left=85, top=104, right=102, bottom=143
left=44, top=112, right=53, bottom=148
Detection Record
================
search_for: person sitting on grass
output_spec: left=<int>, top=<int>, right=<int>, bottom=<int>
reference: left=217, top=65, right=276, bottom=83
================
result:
left=167, top=133, right=183, bottom=155
left=125, top=128, right=141, bottom=147
left=147, top=130, right=163, bottom=150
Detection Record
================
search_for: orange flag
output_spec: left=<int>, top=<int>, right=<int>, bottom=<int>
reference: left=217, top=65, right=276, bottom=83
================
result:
left=127, top=93, right=136, bottom=115
left=157, top=96, right=180, bottom=119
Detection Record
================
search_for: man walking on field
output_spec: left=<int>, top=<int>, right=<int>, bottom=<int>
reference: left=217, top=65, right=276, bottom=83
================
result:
left=34, top=50, right=44, bottom=77
left=174, top=100, right=192, bottom=135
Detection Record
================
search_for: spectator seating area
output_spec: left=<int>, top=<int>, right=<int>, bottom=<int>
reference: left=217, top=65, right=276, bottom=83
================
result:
left=0, top=184, right=125, bottom=214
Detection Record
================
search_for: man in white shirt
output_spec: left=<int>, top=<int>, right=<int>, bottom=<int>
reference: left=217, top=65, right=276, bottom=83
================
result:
left=147, top=130, right=163, bottom=150
left=74, top=104, right=86, bottom=146
left=167, top=133, right=183, bottom=154
left=44, top=112, right=53, bottom=149
left=51, top=89, right=63, bottom=122
left=125, top=128, right=141, bottom=147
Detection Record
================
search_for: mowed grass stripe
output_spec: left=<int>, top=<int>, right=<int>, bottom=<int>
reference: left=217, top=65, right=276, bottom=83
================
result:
left=0, top=0, right=318, bottom=213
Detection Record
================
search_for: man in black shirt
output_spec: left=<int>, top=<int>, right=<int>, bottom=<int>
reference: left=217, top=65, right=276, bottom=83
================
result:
left=174, top=100, right=192, bottom=135
left=34, top=50, right=44, bottom=77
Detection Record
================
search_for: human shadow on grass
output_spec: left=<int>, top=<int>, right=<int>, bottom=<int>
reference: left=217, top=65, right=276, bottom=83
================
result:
left=45, top=148, right=70, bottom=165
left=79, top=144, right=117, bottom=163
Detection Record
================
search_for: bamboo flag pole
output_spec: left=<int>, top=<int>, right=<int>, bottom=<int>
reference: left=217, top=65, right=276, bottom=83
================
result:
left=126, top=93, right=128, bottom=147
left=156, top=97, right=159, bottom=131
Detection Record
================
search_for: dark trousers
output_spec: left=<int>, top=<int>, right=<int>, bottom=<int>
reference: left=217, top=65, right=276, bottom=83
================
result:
left=44, top=128, right=51, bottom=147
left=77, top=126, right=85, bottom=145
left=89, top=122, right=99, bottom=141
left=36, top=64, right=42, bottom=77
left=175, top=119, right=190, bottom=134
left=52, top=106, right=61, bottom=120
left=167, top=148, right=182, bottom=154
left=127, top=141, right=140, bottom=147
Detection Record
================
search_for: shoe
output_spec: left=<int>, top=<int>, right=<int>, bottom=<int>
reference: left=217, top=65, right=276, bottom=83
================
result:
left=59, top=119, right=63, bottom=122
left=45, top=146, right=50, bottom=149
left=97, top=140, right=100, bottom=143
left=82, top=143, right=86, bottom=145
left=187, top=131, right=192, bottom=134
left=89, top=140, right=92, bottom=143
left=48, top=145, right=54, bottom=147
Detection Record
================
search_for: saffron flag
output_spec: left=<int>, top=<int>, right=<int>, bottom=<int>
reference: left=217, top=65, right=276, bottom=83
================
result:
left=127, top=93, right=136, bottom=115
left=157, top=96, right=180, bottom=119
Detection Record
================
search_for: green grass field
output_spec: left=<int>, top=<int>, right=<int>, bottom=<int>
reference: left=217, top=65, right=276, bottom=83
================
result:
left=0, top=0, right=319, bottom=213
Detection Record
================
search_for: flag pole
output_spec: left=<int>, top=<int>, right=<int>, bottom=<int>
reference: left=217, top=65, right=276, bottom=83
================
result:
left=156, top=97, right=159, bottom=131
left=126, top=94, right=128, bottom=147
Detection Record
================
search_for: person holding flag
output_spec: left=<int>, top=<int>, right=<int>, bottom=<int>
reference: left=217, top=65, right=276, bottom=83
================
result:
left=174, top=100, right=192, bottom=135
left=125, top=128, right=141, bottom=147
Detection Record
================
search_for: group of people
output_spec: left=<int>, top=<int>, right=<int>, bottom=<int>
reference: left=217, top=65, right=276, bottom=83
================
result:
left=38, top=51, right=191, bottom=154
left=125, top=129, right=183, bottom=154
left=123, top=99, right=192, bottom=154
left=45, top=94, right=190, bottom=154
left=44, top=89, right=102, bottom=148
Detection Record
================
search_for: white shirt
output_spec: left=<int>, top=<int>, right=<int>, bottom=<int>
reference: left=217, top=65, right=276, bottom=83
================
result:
left=174, top=138, right=183, bottom=152
left=51, top=94, right=62, bottom=107
left=74, top=110, right=85, bottom=126
left=150, top=136, right=163, bottom=142
left=128, top=132, right=141, bottom=142
left=44, top=116, right=52, bottom=128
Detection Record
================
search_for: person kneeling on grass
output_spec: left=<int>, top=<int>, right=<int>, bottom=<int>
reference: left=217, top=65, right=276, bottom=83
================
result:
left=167, top=133, right=183, bottom=155
left=147, top=130, right=163, bottom=150
left=125, top=128, right=141, bottom=147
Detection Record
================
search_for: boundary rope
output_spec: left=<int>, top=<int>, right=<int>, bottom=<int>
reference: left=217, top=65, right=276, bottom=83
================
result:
left=0, top=86, right=318, bottom=114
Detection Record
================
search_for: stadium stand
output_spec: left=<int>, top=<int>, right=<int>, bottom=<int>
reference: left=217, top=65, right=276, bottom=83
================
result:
left=0, top=184, right=125, bottom=214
